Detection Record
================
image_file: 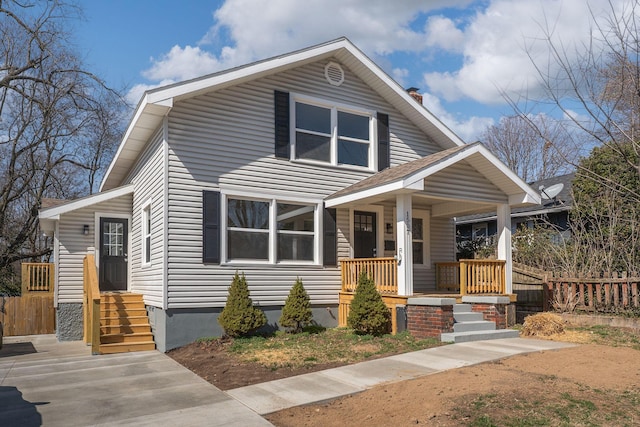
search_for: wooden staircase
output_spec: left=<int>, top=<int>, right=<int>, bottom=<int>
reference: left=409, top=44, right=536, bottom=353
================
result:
left=99, top=293, right=155, bottom=354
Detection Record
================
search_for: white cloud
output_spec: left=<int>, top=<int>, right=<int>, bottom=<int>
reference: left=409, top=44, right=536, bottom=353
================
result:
left=127, top=0, right=630, bottom=137
left=423, top=0, right=630, bottom=104
left=202, top=0, right=474, bottom=64
left=424, top=15, right=465, bottom=52
left=422, top=92, right=494, bottom=142
left=129, top=0, right=473, bottom=101
left=142, top=45, right=222, bottom=82
left=392, top=68, right=410, bottom=88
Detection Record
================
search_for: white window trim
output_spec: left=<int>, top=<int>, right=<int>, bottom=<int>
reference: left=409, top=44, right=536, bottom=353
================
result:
left=290, top=92, right=377, bottom=171
left=472, top=222, right=489, bottom=239
left=220, top=191, right=322, bottom=265
left=141, top=200, right=152, bottom=267
left=392, top=208, right=431, bottom=268
left=412, top=210, right=431, bottom=268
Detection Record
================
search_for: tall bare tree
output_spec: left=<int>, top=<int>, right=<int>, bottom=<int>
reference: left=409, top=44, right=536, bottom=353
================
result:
left=0, top=0, right=125, bottom=290
left=481, top=114, right=577, bottom=182
left=502, top=1, right=640, bottom=277
left=511, top=0, right=640, bottom=200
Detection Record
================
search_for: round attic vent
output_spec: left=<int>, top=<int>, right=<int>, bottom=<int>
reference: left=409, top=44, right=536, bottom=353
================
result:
left=324, top=62, right=344, bottom=86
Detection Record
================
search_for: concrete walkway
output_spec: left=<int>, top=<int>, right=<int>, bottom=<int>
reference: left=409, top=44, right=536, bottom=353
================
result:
left=0, top=335, right=272, bottom=426
left=0, top=335, right=576, bottom=425
left=227, top=337, right=576, bottom=415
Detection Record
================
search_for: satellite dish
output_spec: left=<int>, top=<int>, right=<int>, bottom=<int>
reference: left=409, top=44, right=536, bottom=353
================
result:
left=540, top=183, right=564, bottom=200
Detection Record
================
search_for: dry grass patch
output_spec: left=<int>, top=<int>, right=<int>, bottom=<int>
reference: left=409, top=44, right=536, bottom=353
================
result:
left=521, top=312, right=565, bottom=336
left=226, top=328, right=442, bottom=369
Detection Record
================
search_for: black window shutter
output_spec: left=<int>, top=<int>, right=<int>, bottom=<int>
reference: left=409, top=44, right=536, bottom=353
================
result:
left=274, top=90, right=290, bottom=159
left=323, top=206, right=337, bottom=267
left=202, top=190, right=221, bottom=264
left=377, top=112, right=390, bottom=171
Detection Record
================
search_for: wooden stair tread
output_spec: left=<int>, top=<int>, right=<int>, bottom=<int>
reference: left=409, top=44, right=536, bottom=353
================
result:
left=101, top=331, right=153, bottom=338
left=99, top=341, right=156, bottom=354
left=96, top=292, right=155, bottom=355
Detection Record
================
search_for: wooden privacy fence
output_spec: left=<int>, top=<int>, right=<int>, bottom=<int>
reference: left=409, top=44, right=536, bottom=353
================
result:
left=0, top=295, right=55, bottom=335
left=340, top=257, right=398, bottom=294
left=547, top=272, right=640, bottom=312
left=0, top=263, right=56, bottom=336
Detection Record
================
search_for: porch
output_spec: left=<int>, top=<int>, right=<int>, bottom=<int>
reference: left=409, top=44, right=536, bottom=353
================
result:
left=338, top=257, right=511, bottom=334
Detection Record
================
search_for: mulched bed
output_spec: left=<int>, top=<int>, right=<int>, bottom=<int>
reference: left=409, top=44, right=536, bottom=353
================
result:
left=167, top=338, right=343, bottom=390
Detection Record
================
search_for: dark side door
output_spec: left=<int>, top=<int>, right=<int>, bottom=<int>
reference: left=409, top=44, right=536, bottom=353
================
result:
left=99, top=217, right=128, bottom=292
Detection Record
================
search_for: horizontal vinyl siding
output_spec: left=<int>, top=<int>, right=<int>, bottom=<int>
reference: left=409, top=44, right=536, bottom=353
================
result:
left=57, top=195, right=133, bottom=304
left=126, top=128, right=165, bottom=307
left=425, top=161, right=507, bottom=203
left=165, top=58, right=443, bottom=308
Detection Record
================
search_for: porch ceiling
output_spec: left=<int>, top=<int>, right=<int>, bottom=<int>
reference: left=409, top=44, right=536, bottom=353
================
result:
left=325, top=142, right=540, bottom=215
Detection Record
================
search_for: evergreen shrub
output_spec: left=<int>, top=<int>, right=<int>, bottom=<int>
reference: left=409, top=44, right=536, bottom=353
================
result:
left=218, top=272, right=267, bottom=337
left=347, top=272, right=391, bottom=336
left=279, top=277, right=313, bottom=333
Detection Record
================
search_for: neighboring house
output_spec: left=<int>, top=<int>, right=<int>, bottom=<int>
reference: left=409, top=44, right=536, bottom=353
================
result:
left=39, top=38, right=539, bottom=352
left=455, top=173, right=574, bottom=253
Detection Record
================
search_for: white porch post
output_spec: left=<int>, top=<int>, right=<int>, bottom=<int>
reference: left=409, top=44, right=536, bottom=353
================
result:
left=396, top=194, right=413, bottom=296
left=497, top=203, right=512, bottom=294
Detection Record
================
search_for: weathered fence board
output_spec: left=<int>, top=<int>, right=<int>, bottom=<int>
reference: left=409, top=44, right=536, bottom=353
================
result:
left=0, top=295, right=55, bottom=336
left=546, top=272, right=640, bottom=313
left=512, top=263, right=548, bottom=322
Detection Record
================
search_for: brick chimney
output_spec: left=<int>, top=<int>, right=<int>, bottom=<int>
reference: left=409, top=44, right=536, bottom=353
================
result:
left=406, top=87, right=423, bottom=104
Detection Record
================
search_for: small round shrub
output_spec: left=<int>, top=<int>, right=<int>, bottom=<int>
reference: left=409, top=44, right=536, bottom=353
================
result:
left=347, top=272, right=391, bottom=336
left=218, top=272, right=267, bottom=337
left=279, top=277, right=313, bottom=333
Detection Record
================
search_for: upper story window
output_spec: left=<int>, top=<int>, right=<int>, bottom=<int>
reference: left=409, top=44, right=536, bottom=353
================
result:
left=293, top=96, right=373, bottom=169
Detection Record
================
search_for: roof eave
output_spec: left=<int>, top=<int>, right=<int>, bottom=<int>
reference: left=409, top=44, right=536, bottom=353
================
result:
left=39, top=184, right=134, bottom=219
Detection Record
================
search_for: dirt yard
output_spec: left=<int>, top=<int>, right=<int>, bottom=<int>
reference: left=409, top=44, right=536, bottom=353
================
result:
left=266, top=344, right=640, bottom=426
left=169, top=329, right=640, bottom=426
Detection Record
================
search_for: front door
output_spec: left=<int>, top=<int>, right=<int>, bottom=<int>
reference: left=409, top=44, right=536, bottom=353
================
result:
left=354, top=211, right=376, bottom=258
left=99, top=217, right=128, bottom=291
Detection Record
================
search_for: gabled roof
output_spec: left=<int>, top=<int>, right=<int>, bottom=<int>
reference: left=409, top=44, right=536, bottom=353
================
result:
left=325, top=142, right=541, bottom=209
left=100, top=37, right=466, bottom=191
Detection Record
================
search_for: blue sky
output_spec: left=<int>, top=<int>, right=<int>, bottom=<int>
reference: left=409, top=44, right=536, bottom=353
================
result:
left=75, top=0, right=624, bottom=142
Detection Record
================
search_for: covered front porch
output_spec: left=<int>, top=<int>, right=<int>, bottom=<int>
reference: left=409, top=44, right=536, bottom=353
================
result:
left=337, top=257, right=510, bottom=333
left=326, top=143, right=540, bottom=336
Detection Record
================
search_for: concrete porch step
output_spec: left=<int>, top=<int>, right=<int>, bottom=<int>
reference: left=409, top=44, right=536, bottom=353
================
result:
left=440, top=329, right=520, bottom=343
left=454, top=312, right=484, bottom=322
left=453, top=320, right=496, bottom=333
left=453, top=303, right=473, bottom=312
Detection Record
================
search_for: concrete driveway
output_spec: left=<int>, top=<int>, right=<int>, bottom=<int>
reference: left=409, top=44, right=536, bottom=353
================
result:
left=0, top=335, right=272, bottom=426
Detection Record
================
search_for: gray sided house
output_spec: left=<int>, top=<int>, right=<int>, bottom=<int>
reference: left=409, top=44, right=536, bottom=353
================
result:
left=456, top=173, right=574, bottom=254
left=39, top=38, right=539, bottom=352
